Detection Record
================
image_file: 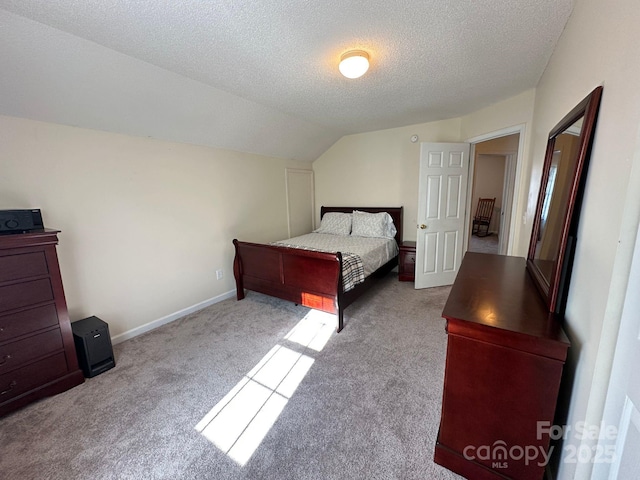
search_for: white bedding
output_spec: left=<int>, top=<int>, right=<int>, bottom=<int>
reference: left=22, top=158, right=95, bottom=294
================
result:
left=274, top=233, right=399, bottom=277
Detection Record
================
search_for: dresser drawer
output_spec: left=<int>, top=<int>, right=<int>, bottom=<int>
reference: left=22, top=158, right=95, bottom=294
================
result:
left=0, top=278, right=53, bottom=313
left=399, top=243, right=417, bottom=282
left=0, top=352, right=68, bottom=404
left=0, top=304, right=60, bottom=343
left=402, top=252, right=416, bottom=270
left=0, top=328, right=63, bottom=374
left=0, top=252, right=49, bottom=284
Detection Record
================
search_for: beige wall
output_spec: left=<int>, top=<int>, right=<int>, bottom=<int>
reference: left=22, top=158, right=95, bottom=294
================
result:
left=313, top=118, right=461, bottom=241
left=460, top=89, right=535, bottom=142
left=0, top=115, right=310, bottom=339
left=527, top=0, right=640, bottom=478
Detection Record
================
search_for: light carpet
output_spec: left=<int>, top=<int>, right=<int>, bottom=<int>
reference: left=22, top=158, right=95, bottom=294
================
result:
left=0, top=275, right=463, bottom=480
left=468, top=234, right=499, bottom=255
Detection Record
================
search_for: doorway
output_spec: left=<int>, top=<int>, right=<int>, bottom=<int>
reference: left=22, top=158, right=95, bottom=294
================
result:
left=467, top=132, right=520, bottom=255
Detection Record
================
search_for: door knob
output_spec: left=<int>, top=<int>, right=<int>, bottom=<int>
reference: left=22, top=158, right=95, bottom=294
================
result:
left=419, top=224, right=427, bottom=229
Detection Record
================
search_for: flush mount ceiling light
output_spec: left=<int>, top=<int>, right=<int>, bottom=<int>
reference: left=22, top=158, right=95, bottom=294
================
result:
left=339, top=50, right=370, bottom=79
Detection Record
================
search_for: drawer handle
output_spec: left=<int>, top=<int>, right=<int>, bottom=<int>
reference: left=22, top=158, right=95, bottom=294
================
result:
left=1, top=380, right=17, bottom=396
left=0, top=354, right=11, bottom=366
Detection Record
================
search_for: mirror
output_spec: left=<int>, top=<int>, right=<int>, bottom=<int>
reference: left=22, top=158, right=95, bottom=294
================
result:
left=527, top=86, right=603, bottom=314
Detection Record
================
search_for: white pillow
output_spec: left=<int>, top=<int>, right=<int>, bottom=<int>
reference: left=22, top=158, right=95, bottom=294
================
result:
left=314, top=212, right=352, bottom=235
left=384, top=214, right=398, bottom=238
left=351, top=211, right=397, bottom=238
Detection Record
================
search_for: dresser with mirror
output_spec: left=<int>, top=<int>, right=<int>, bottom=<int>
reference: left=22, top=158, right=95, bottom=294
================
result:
left=434, top=86, right=603, bottom=480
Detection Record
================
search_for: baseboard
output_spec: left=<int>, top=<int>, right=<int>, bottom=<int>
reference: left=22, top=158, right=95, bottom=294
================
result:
left=110, top=289, right=236, bottom=345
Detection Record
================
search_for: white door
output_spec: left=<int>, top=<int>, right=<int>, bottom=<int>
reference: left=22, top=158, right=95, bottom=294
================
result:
left=415, top=142, right=470, bottom=289
left=591, top=219, right=640, bottom=479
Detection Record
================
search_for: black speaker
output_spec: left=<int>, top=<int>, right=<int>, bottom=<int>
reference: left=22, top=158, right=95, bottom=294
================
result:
left=71, top=316, right=115, bottom=378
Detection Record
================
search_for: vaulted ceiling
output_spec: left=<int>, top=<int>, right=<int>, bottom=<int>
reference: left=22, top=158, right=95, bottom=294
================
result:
left=0, top=1, right=574, bottom=161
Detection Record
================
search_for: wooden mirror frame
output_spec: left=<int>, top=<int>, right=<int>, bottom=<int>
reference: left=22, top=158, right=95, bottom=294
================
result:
left=527, top=86, right=603, bottom=314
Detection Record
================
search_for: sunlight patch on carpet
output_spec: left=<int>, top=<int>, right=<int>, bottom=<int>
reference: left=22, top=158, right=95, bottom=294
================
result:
left=195, top=309, right=332, bottom=466
left=284, top=309, right=334, bottom=352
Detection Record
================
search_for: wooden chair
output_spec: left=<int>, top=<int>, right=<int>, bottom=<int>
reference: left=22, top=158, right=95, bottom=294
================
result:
left=472, top=197, right=495, bottom=237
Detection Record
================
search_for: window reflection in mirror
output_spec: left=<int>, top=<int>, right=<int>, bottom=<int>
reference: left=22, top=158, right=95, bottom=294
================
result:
left=533, top=117, right=583, bottom=285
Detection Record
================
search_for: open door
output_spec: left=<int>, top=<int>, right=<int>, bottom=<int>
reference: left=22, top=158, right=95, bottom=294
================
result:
left=415, top=142, right=470, bottom=289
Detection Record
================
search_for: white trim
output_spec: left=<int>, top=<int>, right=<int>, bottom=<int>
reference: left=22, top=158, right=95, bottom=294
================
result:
left=465, top=124, right=525, bottom=144
left=110, top=289, right=236, bottom=345
left=464, top=143, right=477, bottom=254
left=466, top=124, right=526, bottom=255
left=608, top=396, right=637, bottom=480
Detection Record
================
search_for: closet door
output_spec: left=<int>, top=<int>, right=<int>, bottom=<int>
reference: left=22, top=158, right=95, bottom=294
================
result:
left=285, top=168, right=314, bottom=238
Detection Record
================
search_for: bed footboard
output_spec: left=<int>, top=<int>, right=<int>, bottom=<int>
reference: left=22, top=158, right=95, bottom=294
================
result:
left=233, top=239, right=346, bottom=330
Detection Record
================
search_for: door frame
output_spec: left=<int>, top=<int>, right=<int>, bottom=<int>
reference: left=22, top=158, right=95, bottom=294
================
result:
left=465, top=124, right=526, bottom=256
left=498, top=153, right=517, bottom=254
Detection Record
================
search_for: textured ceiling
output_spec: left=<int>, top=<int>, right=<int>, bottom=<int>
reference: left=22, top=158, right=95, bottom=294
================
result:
left=0, top=1, right=574, bottom=161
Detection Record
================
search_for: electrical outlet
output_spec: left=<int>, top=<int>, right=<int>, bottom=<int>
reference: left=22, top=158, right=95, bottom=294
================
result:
left=216, top=269, right=223, bottom=280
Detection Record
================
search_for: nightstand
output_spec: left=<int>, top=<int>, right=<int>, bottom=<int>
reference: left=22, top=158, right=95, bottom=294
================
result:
left=398, top=241, right=416, bottom=282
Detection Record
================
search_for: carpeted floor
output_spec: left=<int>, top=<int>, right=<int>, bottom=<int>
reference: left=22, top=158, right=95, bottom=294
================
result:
left=0, top=275, right=463, bottom=480
left=469, top=233, right=499, bottom=254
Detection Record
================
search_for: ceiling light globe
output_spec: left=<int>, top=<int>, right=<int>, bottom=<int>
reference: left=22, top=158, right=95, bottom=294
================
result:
left=339, top=50, right=369, bottom=79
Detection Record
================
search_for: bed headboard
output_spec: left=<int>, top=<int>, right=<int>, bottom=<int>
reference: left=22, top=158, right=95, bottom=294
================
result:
left=320, top=206, right=403, bottom=245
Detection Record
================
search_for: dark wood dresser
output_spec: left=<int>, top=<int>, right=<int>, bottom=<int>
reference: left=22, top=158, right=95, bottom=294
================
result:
left=0, top=230, right=84, bottom=416
left=435, top=252, right=570, bottom=480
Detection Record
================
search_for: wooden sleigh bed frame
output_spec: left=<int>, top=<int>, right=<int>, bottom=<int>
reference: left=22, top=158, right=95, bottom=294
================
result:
left=232, top=206, right=403, bottom=332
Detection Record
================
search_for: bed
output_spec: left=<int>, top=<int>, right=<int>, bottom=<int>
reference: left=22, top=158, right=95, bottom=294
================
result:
left=232, top=206, right=403, bottom=332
